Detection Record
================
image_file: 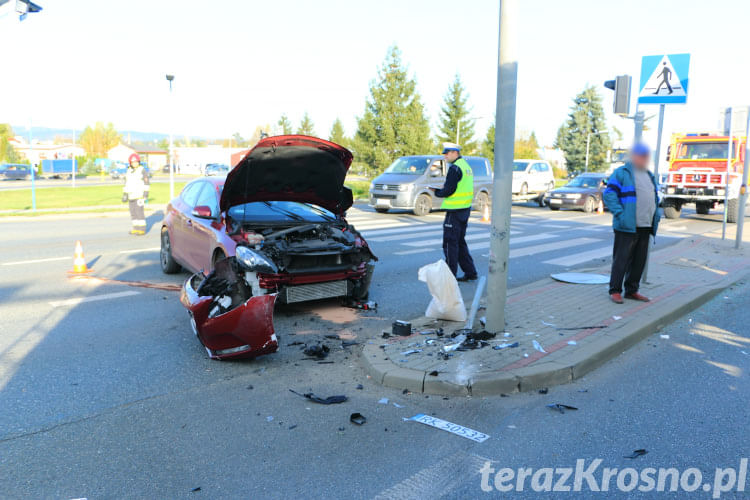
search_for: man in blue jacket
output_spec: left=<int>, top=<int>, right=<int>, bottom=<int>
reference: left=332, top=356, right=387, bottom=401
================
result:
left=602, top=143, right=660, bottom=304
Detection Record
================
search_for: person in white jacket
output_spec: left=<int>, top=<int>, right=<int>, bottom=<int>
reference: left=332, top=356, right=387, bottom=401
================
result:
left=123, top=153, right=150, bottom=235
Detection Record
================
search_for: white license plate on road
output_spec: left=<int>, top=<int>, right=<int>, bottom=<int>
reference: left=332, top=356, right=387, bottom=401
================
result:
left=550, top=199, right=562, bottom=204
left=374, top=199, right=391, bottom=207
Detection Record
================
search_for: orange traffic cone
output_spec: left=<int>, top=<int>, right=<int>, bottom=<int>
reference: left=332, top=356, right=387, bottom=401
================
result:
left=481, top=204, right=490, bottom=223
left=597, top=199, right=604, bottom=215
left=68, top=240, right=92, bottom=275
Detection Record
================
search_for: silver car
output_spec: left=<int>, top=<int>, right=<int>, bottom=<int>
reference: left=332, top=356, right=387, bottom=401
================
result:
left=368, top=155, right=493, bottom=216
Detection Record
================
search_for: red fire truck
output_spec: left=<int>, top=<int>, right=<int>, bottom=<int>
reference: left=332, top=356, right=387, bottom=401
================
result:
left=662, top=133, right=746, bottom=222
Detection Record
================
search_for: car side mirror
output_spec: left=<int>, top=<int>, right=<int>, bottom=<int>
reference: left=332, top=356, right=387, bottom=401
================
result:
left=430, top=169, right=441, bottom=177
left=192, top=205, right=214, bottom=219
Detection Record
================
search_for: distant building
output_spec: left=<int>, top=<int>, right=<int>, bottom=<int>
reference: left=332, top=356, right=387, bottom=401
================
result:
left=135, top=147, right=168, bottom=171
left=537, top=147, right=567, bottom=173
left=107, top=143, right=137, bottom=164
left=173, top=145, right=247, bottom=174
left=10, top=137, right=85, bottom=166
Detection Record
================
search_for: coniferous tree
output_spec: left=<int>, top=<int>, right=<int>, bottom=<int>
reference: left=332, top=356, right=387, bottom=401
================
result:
left=556, top=86, right=611, bottom=173
left=436, top=74, right=476, bottom=153
left=297, top=112, right=315, bottom=136
left=329, top=118, right=347, bottom=146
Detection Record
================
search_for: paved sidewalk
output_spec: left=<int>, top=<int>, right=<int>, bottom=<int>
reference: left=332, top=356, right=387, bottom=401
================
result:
left=361, top=233, right=750, bottom=396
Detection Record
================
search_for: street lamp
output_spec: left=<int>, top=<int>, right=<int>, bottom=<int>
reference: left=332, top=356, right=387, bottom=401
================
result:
left=166, top=74, right=174, bottom=200
left=456, top=115, right=484, bottom=147
left=584, top=130, right=607, bottom=173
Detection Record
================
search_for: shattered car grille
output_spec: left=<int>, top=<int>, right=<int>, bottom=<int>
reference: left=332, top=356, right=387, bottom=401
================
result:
left=283, top=280, right=349, bottom=303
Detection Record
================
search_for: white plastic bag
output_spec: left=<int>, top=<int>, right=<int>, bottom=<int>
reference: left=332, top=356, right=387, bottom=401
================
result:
left=418, top=260, right=467, bottom=322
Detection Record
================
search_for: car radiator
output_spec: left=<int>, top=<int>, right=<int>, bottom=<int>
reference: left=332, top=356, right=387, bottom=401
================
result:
left=283, top=280, right=349, bottom=303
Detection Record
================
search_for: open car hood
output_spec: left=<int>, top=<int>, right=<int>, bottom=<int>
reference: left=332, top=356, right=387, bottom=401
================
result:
left=220, top=135, right=354, bottom=215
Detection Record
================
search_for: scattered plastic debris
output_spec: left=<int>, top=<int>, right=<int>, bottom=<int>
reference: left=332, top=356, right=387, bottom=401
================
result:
left=443, top=334, right=466, bottom=352
left=525, top=331, right=536, bottom=336
left=191, top=487, right=202, bottom=492
left=624, top=449, right=648, bottom=459
left=378, top=398, right=389, bottom=404
left=503, top=332, right=512, bottom=337
left=546, top=404, right=578, bottom=414
left=660, top=334, right=670, bottom=339
left=406, top=413, right=490, bottom=442
left=289, top=389, right=347, bottom=405
left=523, top=353, right=529, bottom=358
left=613, top=315, right=622, bottom=321
left=401, top=349, right=422, bottom=356
left=538, top=388, right=548, bottom=394
left=532, top=340, right=547, bottom=353
left=393, top=402, right=404, bottom=408
left=567, top=340, right=577, bottom=346
left=493, top=342, right=519, bottom=350
left=507, top=425, right=516, bottom=429
left=350, top=413, right=367, bottom=425
left=468, top=330, right=496, bottom=341
left=550, top=272, right=609, bottom=284
left=344, top=299, right=377, bottom=310
left=541, top=320, right=556, bottom=327
left=356, top=384, right=364, bottom=390
left=393, top=320, right=412, bottom=336
left=428, top=370, right=439, bottom=376
left=303, top=344, right=330, bottom=359
left=266, top=416, right=274, bottom=422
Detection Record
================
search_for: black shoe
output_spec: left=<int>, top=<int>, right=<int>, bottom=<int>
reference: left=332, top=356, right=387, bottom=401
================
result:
left=457, top=274, right=478, bottom=282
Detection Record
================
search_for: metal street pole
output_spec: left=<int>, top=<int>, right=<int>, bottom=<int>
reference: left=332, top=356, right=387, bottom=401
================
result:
left=584, top=132, right=591, bottom=173
left=72, top=128, right=76, bottom=188
left=735, top=110, right=750, bottom=248
left=486, top=0, right=518, bottom=333
left=29, top=121, right=36, bottom=212
left=456, top=121, right=460, bottom=145
left=641, top=103, right=665, bottom=283
left=166, top=74, right=175, bottom=200
left=722, top=108, right=733, bottom=240
left=634, top=108, right=644, bottom=142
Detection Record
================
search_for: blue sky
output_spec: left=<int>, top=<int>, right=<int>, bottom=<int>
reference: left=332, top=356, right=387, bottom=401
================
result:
left=2, top=0, right=749, bottom=150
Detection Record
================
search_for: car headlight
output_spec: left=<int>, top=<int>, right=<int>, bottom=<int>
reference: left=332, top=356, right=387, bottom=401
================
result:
left=566, top=193, right=582, bottom=199
left=369, top=181, right=375, bottom=191
left=667, top=187, right=676, bottom=194
left=235, top=245, right=278, bottom=273
left=398, top=184, right=412, bottom=192
left=716, top=189, right=725, bottom=196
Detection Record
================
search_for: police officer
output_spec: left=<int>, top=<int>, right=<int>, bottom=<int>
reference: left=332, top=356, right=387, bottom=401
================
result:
left=430, top=142, right=478, bottom=281
left=123, top=153, right=149, bottom=235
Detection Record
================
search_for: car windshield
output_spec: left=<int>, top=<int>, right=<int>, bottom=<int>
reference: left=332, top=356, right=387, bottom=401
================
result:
left=677, top=141, right=731, bottom=160
left=566, top=176, right=602, bottom=188
left=227, top=201, right=336, bottom=224
left=383, top=157, right=433, bottom=175
left=513, top=161, right=530, bottom=172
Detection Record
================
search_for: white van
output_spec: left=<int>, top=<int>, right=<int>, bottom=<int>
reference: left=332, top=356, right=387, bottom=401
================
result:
left=511, top=160, right=555, bottom=196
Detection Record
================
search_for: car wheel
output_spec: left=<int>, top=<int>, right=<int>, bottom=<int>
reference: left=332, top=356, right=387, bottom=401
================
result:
left=583, top=196, right=596, bottom=213
left=520, top=183, right=528, bottom=196
left=413, top=193, right=432, bottom=216
left=695, top=201, right=711, bottom=215
left=475, top=192, right=490, bottom=213
left=549, top=205, right=560, bottom=211
left=375, top=208, right=389, bottom=214
left=160, top=228, right=181, bottom=274
left=663, top=202, right=681, bottom=219
left=726, top=198, right=739, bottom=223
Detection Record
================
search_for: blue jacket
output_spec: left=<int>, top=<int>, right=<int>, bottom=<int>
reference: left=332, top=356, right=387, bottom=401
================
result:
left=603, top=162, right=660, bottom=235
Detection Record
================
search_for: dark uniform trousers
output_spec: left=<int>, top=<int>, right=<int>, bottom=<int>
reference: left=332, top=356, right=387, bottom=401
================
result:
left=609, top=227, right=651, bottom=295
left=442, top=207, right=477, bottom=277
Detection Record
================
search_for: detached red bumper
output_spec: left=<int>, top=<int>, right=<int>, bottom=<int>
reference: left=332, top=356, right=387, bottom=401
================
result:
left=180, top=274, right=278, bottom=360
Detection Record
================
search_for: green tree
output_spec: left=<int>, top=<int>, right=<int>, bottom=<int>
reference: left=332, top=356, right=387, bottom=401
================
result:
left=354, top=46, right=432, bottom=174
left=79, top=122, right=121, bottom=157
left=515, top=131, right=540, bottom=159
left=481, top=123, right=495, bottom=164
left=277, top=114, right=293, bottom=135
left=297, top=112, right=315, bottom=136
left=329, top=118, right=347, bottom=146
left=556, top=86, right=611, bottom=173
left=0, top=124, right=18, bottom=163
left=436, top=74, right=476, bottom=152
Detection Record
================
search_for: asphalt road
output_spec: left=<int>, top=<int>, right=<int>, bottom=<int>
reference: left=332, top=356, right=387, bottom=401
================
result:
left=0, top=202, right=747, bottom=498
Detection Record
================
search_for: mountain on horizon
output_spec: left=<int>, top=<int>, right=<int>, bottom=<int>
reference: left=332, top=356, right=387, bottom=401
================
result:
left=12, top=125, right=184, bottom=144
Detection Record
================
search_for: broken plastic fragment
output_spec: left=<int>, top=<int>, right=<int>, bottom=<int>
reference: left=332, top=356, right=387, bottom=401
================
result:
left=289, top=389, right=347, bottom=405
left=406, top=414, right=490, bottom=443
left=401, top=349, right=422, bottom=356
left=493, top=342, right=519, bottom=350
left=350, top=412, right=367, bottom=425
left=393, top=402, right=404, bottom=408
left=378, top=398, right=389, bottom=404
left=613, top=315, right=622, bottom=321
left=303, top=344, right=329, bottom=359
left=624, top=449, right=648, bottom=459
left=567, top=340, right=577, bottom=346
left=532, top=340, right=547, bottom=353
left=266, top=416, right=274, bottom=422
left=546, top=403, right=578, bottom=414
left=428, top=370, right=439, bottom=376
left=660, top=334, right=670, bottom=339
left=538, top=388, right=548, bottom=394
left=541, top=320, right=556, bottom=327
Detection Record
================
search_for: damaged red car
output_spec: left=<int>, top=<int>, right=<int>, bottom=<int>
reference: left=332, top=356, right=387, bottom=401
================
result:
left=179, top=135, right=377, bottom=360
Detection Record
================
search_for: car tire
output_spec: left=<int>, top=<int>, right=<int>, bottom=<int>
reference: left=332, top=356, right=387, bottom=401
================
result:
left=475, top=192, right=490, bottom=213
left=549, top=205, right=560, bottom=211
left=583, top=196, right=596, bottom=213
left=695, top=201, right=711, bottom=215
left=520, top=183, right=528, bottom=196
left=160, top=228, right=181, bottom=274
left=413, top=193, right=432, bottom=216
left=375, top=208, right=389, bottom=214
left=726, top=198, right=739, bottom=223
left=663, top=202, right=681, bottom=219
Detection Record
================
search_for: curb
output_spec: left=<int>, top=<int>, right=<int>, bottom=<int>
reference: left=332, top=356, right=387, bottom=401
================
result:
left=360, top=267, right=746, bottom=397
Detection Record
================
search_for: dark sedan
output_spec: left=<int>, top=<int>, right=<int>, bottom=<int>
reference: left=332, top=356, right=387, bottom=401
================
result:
left=545, top=173, right=607, bottom=212
left=0, top=164, right=31, bottom=180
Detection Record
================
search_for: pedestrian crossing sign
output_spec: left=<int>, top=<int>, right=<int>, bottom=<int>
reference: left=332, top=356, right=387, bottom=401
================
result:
left=638, top=53, right=690, bottom=104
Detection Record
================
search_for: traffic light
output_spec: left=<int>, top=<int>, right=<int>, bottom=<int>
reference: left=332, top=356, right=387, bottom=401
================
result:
left=604, top=75, right=631, bottom=116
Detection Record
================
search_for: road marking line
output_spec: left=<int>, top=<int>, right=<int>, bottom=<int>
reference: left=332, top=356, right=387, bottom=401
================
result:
left=394, top=248, right=438, bottom=255
left=403, top=231, right=514, bottom=248
left=119, top=247, right=160, bottom=254
left=542, top=246, right=612, bottom=266
left=509, top=237, right=598, bottom=258
left=362, top=224, right=441, bottom=237
left=2, top=256, right=69, bottom=266
left=370, top=228, right=488, bottom=243
left=49, top=290, right=141, bottom=308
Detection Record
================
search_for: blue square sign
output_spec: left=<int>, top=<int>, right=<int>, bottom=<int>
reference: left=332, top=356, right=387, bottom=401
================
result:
left=638, top=53, right=690, bottom=104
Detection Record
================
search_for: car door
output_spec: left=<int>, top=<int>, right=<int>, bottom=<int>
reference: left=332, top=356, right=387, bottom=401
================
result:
left=539, top=162, right=553, bottom=191
left=429, top=159, right=447, bottom=209
left=187, top=182, right=220, bottom=272
left=171, top=182, right=201, bottom=268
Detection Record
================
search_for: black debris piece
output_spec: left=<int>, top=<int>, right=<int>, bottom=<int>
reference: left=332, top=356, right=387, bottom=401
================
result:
left=350, top=412, right=366, bottom=425
left=287, top=341, right=305, bottom=346
left=356, top=384, right=364, bottom=390
left=493, top=342, right=520, bottom=350
left=624, top=449, right=648, bottom=459
left=288, top=424, right=298, bottom=430
left=344, top=298, right=377, bottom=310
left=191, top=487, right=201, bottom=492
left=437, top=351, right=453, bottom=360
left=546, top=403, right=578, bottom=414
left=338, top=426, right=346, bottom=431
left=382, top=332, right=391, bottom=339
left=289, top=389, right=348, bottom=405
left=538, top=388, right=548, bottom=394
left=428, top=370, right=439, bottom=376
left=456, top=338, right=489, bottom=351
left=500, top=394, right=508, bottom=397
left=402, top=389, right=409, bottom=394
left=303, top=344, right=329, bottom=359
left=325, top=335, right=339, bottom=339
left=392, top=320, right=412, bottom=337
left=450, top=328, right=472, bottom=339
left=317, top=361, right=334, bottom=364
left=419, top=327, right=444, bottom=336
left=468, top=330, right=497, bottom=341
left=341, top=340, right=359, bottom=347
left=556, top=325, right=608, bottom=331
left=247, top=385, right=254, bottom=390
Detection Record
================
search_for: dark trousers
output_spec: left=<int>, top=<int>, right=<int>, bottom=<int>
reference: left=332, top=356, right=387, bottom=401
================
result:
left=442, top=208, right=477, bottom=277
left=609, top=228, right=651, bottom=295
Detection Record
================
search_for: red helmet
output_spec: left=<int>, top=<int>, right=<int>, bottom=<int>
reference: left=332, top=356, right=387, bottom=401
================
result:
left=128, top=153, right=141, bottom=164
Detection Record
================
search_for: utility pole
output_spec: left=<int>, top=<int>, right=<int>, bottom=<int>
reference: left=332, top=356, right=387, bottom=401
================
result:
left=166, top=74, right=175, bottom=200
left=585, top=132, right=591, bottom=173
left=29, top=120, right=36, bottom=212
left=735, top=110, right=750, bottom=248
left=72, top=128, right=76, bottom=188
left=486, top=0, right=518, bottom=333
left=722, top=108, right=734, bottom=240
left=641, top=104, right=665, bottom=283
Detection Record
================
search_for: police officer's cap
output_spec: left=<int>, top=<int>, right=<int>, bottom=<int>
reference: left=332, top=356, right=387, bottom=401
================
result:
left=442, top=142, right=461, bottom=154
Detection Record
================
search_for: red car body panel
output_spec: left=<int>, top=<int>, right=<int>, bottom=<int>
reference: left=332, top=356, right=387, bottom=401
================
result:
left=180, top=279, right=278, bottom=360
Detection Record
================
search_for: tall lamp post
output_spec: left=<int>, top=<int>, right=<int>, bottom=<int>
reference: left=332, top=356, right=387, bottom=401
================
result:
left=456, top=116, right=485, bottom=146
left=166, top=74, right=175, bottom=200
